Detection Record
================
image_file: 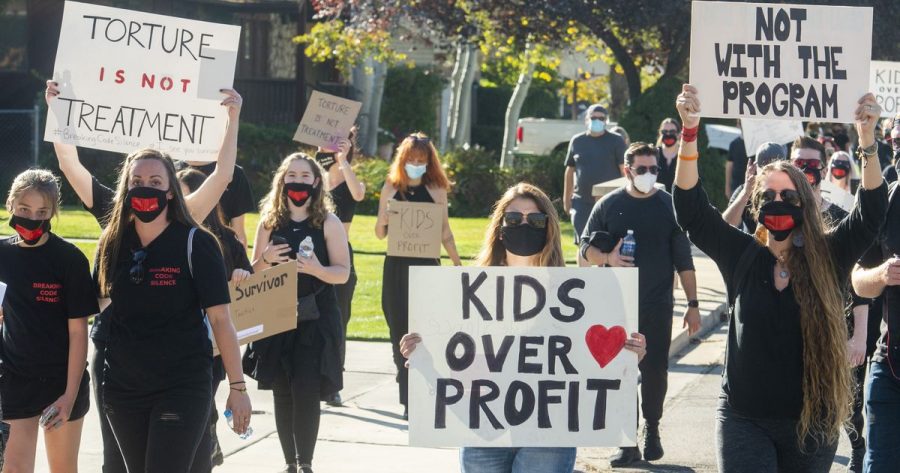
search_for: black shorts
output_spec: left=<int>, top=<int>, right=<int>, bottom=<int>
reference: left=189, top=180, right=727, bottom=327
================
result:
left=0, top=369, right=91, bottom=421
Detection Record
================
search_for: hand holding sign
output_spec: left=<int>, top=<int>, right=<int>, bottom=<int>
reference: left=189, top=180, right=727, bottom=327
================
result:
left=855, top=93, right=881, bottom=147
left=676, top=84, right=701, bottom=129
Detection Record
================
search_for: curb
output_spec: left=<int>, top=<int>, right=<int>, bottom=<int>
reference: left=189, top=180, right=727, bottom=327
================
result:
left=668, top=301, right=727, bottom=360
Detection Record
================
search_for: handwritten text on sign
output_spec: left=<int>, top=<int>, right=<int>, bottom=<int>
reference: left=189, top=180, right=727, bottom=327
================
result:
left=45, top=1, right=240, bottom=160
left=212, top=263, right=297, bottom=355
left=690, top=1, right=872, bottom=121
left=870, top=61, right=900, bottom=118
left=293, top=91, right=362, bottom=149
left=387, top=200, right=442, bottom=259
left=408, top=267, right=639, bottom=447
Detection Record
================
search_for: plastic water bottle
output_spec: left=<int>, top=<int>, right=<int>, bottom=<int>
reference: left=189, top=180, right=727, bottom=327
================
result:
left=620, top=230, right=636, bottom=258
left=223, top=409, right=253, bottom=440
left=298, top=236, right=314, bottom=259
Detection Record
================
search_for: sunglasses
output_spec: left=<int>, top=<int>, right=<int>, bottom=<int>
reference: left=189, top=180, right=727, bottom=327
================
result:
left=792, top=158, right=822, bottom=170
left=661, top=131, right=679, bottom=137
left=130, top=248, right=147, bottom=285
left=630, top=165, right=659, bottom=175
left=407, top=135, right=431, bottom=144
left=503, top=211, right=548, bottom=229
left=761, top=189, right=802, bottom=207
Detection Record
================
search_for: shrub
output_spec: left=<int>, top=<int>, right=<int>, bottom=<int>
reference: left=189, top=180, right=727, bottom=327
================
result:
left=442, top=146, right=510, bottom=217
left=351, top=155, right=391, bottom=215
left=380, top=66, right=445, bottom=140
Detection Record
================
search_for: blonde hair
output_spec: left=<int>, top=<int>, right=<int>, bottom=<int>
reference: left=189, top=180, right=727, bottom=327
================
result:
left=750, top=161, right=852, bottom=447
left=6, top=169, right=61, bottom=218
left=475, top=183, right=564, bottom=267
left=259, top=153, right=332, bottom=231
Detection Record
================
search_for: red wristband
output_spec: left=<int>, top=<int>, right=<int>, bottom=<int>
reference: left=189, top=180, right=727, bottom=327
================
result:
left=681, top=126, right=699, bottom=143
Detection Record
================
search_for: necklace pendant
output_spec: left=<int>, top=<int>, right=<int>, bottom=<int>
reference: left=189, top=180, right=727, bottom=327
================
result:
left=779, top=270, right=789, bottom=279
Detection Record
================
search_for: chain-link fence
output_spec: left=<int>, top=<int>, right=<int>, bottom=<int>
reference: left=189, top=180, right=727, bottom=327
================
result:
left=0, top=107, right=40, bottom=196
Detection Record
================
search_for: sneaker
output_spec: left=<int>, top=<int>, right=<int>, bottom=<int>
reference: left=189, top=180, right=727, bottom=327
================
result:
left=279, top=465, right=297, bottom=473
left=847, top=442, right=865, bottom=473
left=299, top=464, right=314, bottom=473
left=609, top=446, right=642, bottom=467
left=326, top=392, right=342, bottom=407
left=642, top=425, right=664, bottom=462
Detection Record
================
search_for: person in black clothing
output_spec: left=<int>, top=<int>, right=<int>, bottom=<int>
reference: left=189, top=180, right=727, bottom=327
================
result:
left=94, top=149, right=251, bottom=473
left=580, top=142, right=699, bottom=467
left=174, top=160, right=255, bottom=247
left=882, top=125, right=900, bottom=185
left=45, top=81, right=243, bottom=473
left=316, top=129, right=365, bottom=408
left=244, top=153, right=349, bottom=473
left=673, top=84, right=887, bottom=473
left=375, top=133, right=462, bottom=419
left=655, top=118, right=680, bottom=193
left=0, top=170, right=98, bottom=473
left=726, top=134, right=749, bottom=198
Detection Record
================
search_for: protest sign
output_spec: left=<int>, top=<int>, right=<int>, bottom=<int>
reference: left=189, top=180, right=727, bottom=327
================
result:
left=45, top=1, right=240, bottom=161
left=870, top=61, right=900, bottom=118
left=705, top=124, right=741, bottom=151
left=212, top=262, right=297, bottom=355
left=387, top=200, right=442, bottom=259
left=690, top=1, right=872, bottom=122
left=293, top=91, right=362, bottom=149
left=740, top=118, right=803, bottom=157
left=408, top=266, right=639, bottom=447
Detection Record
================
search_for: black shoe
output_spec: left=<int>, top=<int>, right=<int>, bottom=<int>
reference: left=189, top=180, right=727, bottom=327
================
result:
left=847, top=442, right=865, bottom=473
left=326, top=392, right=342, bottom=407
left=642, top=425, right=664, bottom=462
left=609, top=447, right=642, bottom=467
left=280, top=465, right=297, bottom=473
left=299, top=464, right=314, bottom=473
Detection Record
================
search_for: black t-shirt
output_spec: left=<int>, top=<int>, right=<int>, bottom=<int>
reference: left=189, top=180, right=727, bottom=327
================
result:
left=727, top=137, right=749, bottom=195
left=581, top=188, right=694, bottom=312
left=85, top=176, right=116, bottom=228
left=177, top=162, right=256, bottom=222
left=883, top=164, right=898, bottom=185
left=674, top=181, right=887, bottom=419
left=331, top=182, right=358, bottom=223
left=100, top=222, right=230, bottom=394
left=859, top=183, right=900, bottom=365
left=0, top=234, right=99, bottom=378
left=656, top=147, right=676, bottom=193
left=269, top=217, right=331, bottom=297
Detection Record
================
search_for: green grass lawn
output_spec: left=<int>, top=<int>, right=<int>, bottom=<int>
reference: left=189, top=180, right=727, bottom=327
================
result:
left=1, top=208, right=579, bottom=340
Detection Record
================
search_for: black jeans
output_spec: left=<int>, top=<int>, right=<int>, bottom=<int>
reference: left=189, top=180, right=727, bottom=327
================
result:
left=638, top=307, right=673, bottom=427
left=105, top=387, right=211, bottom=473
left=92, top=341, right=127, bottom=473
left=335, top=244, right=356, bottom=369
left=272, top=335, right=324, bottom=466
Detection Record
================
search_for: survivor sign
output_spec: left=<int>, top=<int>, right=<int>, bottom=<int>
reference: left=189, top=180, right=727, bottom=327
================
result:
left=690, top=2, right=872, bottom=122
left=45, top=1, right=240, bottom=160
left=408, top=267, right=639, bottom=447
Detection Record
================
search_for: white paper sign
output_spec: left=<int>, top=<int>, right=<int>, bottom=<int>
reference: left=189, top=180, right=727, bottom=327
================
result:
left=740, top=118, right=803, bottom=157
left=870, top=61, right=900, bottom=118
left=408, top=266, right=639, bottom=447
left=690, top=1, right=872, bottom=122
left=45, top=1, right=241, bottom=161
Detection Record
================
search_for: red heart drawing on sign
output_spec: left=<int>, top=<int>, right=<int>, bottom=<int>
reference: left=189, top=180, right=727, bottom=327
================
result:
left=585, top=324, right=627, bottom=368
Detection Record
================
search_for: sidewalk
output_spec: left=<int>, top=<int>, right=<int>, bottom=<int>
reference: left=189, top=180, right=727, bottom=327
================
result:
left=38, top=251, right=730, bottom=472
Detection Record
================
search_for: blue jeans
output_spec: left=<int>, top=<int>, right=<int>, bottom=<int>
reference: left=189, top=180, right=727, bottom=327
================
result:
left=460, top=447, right=576, bottom=473
left=864, top=360, right=900, bottom=473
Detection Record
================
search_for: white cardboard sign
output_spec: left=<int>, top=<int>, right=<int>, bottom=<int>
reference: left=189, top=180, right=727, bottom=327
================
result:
left=740, top=118, right=803, bottom=157
left=870, top=61, right=900, bottom=118
left=690, top=1, right=872, bottom=122
left=45, top=1, right=241, bottom=161
left=408, top=266, right=639, bottom=447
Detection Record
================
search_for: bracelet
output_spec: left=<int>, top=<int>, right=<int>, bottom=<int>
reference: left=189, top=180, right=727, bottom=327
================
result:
left=678, top=154, right=699, bottom=161
left=230, top=381, right=246, bottom=385
left=231, top=386, right=248, bottom=393
left=681, top=126, right=699, bottom=143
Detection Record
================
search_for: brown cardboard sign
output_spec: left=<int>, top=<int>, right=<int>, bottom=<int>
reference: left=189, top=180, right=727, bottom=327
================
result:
left=213, top=262, right=297, bottom=355
left=293, top=90, right=362, bottom=150
left=387, top=200, right=443, bottom=259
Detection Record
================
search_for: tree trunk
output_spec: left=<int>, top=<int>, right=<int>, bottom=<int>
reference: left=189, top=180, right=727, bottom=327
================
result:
left=366, top=60, right=387, bottom=157
left=594, top=28, right=642, bottom=103
left=608, top=68, right=629, bottom=119
left=446, top=43, right=464, bottom=148
left=454, top=43, right=477, bottom=147
left=500, top=57, right=535, bottom=169
left=351, top=58, right=376, bottom=153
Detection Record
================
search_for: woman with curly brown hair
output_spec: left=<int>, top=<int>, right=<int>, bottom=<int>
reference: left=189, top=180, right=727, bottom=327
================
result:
left=672, top=84, right=886, bottom=472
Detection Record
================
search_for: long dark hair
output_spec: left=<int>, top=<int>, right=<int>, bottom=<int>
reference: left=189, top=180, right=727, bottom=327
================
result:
left=96, top=149, right=219, bottom=296
left=177, top=168, right=237, bottom=273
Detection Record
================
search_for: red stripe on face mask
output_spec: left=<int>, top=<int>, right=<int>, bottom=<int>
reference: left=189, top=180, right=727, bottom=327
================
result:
left=14, top=225, right=43, bottom=241
left=764, top=214, right=795, bottom=231
left=287, top=190, right=309, bottom=202
left=131, top=197, right=159, bottom=212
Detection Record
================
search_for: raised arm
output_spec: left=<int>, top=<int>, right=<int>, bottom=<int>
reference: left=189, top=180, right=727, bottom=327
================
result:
left=856, top=93, right=885, bottom=191
left=722, top=161, right=756, bottom=227
left=336, top=139, right=366, bottom=202
left=46, top=80, right=95, bottom=208
left=374, top=182, right=397, bottom=240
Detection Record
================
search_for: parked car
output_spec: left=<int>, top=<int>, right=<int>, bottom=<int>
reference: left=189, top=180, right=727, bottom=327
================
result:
left=514, top=117, right=619, bottom=156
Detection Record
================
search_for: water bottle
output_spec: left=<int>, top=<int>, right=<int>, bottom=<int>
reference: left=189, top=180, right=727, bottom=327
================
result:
left=223, top=409, right=253, bottom=440
left=620, top=230, right=636, bottom=258
left=298, top=236, right=314, bottom=259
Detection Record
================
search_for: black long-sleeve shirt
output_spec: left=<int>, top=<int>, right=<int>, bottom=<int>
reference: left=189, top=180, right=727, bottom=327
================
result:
left=673, top=180, right=887, bottom=419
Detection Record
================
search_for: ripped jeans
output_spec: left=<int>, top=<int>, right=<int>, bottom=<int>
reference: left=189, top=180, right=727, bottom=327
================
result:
left=104, top=386, right=211, bottom=473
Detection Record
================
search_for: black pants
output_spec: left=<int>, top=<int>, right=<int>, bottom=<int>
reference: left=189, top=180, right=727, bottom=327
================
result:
left=638, top=307, right=673, bottom=426
left=105, top=387, right=211, bottom=473
left=335, top=244, right=357, bottom=369
left=92, top=341, right=127, bottom=473
left=272, top=335, right=324, bottom=466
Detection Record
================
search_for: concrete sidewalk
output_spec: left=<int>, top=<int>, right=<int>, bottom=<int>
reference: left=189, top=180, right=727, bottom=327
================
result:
left=37, top=251, right=729, bottom=472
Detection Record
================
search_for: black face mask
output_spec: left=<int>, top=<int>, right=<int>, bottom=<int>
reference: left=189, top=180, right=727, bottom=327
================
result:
left=283, top=182, right=318, bottom=207
left=830, top=161, right=851, bottom=180
left=500, top=224, right=547, bottom=257
left=802, top=167, right=822, bottom=187
left=758, top=201, right=804, bottom=242
left=315, top=152, right=336, bottom=171
left=9, top=215, right=51, bottom=245
left=126, top=187, right=169, bottom=223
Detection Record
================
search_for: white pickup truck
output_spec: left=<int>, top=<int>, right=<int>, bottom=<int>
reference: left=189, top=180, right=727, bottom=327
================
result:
left=514, top=117, right=619, bottom=156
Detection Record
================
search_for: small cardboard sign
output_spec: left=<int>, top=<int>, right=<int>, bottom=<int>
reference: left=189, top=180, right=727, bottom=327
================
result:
left=293, top=91, right=362, bottom=150
left=387, top=200, right=442, bottom=259
left=212, top=262, right=297, bottom=355
left=870, top=61, right=900, bottom=118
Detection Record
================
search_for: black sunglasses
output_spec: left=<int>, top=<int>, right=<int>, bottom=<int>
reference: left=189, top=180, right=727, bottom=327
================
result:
left=407, top=135, right=431, bottom=144
left=761, top=189, right=802, bottom=207
left=630, top=165, right=659, bottom=176
left=130, top=249, right=147, bottom=285
left=503, top=211, right=548, bottom=229
left=661, top=131, right=679, bottom=137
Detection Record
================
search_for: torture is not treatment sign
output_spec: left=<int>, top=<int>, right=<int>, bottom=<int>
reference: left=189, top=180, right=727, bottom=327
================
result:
left=407, top=267, right=639, bottom=447
left=45, top=1, right=241, bottom=161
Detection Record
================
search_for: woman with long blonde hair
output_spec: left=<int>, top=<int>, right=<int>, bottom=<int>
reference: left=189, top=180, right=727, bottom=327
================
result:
left=374, top=133, right=461, bottom=418
left=244, top=153, right=349, bottom=473
left=672, top=84, right=887, bottom=472
left=400, top=182, right=646, bottom=472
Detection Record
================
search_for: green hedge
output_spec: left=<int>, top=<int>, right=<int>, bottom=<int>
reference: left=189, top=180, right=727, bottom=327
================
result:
left=380, top=66, right=445, bottom=140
